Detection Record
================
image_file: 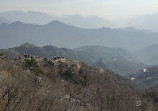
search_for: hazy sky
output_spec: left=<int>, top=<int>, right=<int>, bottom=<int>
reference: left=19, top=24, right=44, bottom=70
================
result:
left=0, top=0, right=158, bottom=20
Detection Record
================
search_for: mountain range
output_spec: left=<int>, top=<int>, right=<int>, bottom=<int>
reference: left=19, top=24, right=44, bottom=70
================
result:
left=1, top=20, right=158, bottom=51
left=0, top=11, right=55, bottom=25
left=1, top=11, right=158, bottom=32
left=0, top=11, right=112, bottom=28
left=2, top=43, right=146, bottom=75
left=1, top=10, right=158, bottom=110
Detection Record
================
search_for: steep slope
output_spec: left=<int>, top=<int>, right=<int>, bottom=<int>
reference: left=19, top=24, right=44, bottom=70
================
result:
left=0, top=53, right=153, bottom=111
left=1, top=21, right=158, bottom=51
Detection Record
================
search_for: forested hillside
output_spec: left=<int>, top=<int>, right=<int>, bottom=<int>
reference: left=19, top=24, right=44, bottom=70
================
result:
left=0, top=53, right=153, bottom=111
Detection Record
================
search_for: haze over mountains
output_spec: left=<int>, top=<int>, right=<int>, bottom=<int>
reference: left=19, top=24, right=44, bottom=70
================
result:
left=127, top=12, right=158, bottom=32
left=1, top=10, right=158, bottom=79
left=1, top=0, right=158, bottom=109
left=1, top=11, right=158, bottom=68
left=1, top=20, right=158, bottom=51
left=58, top=15, right=113, bottom=29
left=135, top=44, right=158, bottom=65
left=1, top=11, right=158, bottom=32
left=0, top=18, right=9, bottom=24
left=0, top=11, right=112, bottom=28
left=0, top=11, right=55, bottom=25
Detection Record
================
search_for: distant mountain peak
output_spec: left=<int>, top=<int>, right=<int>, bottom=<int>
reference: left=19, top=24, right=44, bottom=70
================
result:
left=43, top=45, right=56, bottom=48
left=20, top=43, right=36, bottom=48
left=44, top=20, right=73, bottom=28
left=47, top=20, right=66, bottom=25
left=10, top=21, right=24, bottom=25
left=99, top=27, right=111, bottom=30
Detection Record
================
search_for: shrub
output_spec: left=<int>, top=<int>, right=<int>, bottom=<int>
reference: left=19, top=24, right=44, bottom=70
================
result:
left=24, top=59, right=44, bottom=75
left=44, top=60, right=54, bottom=68
left=2, top=56, right=7, bottom=60
left=30, top=67, right=44, bottom=75
left=0, top=52, right=3, bottom=56
left=63, top=69, right=74, bottom=79
left=59, top=69, right=76, bottom=82
left=58, top=63, right=64, bottom=69
left=143, top=91, right=158, bottom=103
left=48, top=60, right=54, bottom=66
left=79, top=75, right=90, bottom=86
left=24, top=59, right=37, bottom=68
left=58, top=69, right=63, bottom=75
left=78, top=69, right=83, bottom=74
left=59, top=69, right=90, bottom=86
left=43, top=58, right=48, bottom=62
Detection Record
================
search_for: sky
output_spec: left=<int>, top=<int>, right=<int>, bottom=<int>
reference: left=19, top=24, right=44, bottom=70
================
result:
left=0, top=0, right=158, bottom=21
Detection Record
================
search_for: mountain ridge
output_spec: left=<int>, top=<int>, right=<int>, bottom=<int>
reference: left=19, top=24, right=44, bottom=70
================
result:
left=1, top=20, right=158, bottom=51
left=0, top=11, right=113, bottom=28
left=2, top=43, right=146, bottom=75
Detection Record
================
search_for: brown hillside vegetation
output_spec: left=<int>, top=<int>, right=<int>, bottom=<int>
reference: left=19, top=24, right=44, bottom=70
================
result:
left=0, top=54, right=153, bottom=111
